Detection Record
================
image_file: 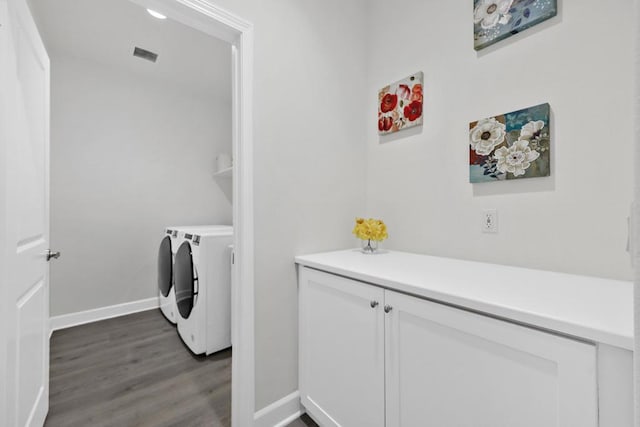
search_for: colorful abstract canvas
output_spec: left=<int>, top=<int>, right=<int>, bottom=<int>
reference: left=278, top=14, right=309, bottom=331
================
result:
left=474, top=0, right=557, bottom=50
left=469, top=103, right=550, bottom=183
left=378, top=72, right=423, bottom=135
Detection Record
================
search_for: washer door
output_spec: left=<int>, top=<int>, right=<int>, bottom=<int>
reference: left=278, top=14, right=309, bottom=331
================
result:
left=175, top=241, right=197, bottom=319
left=157, top=236, right=173, bottom=298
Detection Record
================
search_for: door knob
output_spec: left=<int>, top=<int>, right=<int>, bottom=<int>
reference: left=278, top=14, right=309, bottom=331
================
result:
left=46, top=249, right=61, bottom=261
left=370, top=301, right=379, bottom=308
left=384, top=305, right=393, bottom=313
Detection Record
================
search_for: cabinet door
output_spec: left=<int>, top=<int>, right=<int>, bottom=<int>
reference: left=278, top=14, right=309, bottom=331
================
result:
left=384, top=291, right=597, bottom=427
left=299, top=267, right=385, bottom=427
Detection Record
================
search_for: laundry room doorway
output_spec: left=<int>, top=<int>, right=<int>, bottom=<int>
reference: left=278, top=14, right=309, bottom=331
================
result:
left=26, top=0, right=254, bottom=425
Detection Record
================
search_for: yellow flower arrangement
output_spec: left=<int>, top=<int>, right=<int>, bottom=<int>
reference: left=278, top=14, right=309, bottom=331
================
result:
left=352, top=217, right=388, bottom=242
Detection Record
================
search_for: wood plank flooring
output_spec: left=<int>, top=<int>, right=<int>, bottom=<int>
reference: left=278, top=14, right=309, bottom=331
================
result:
left=46, top=308, right=317, bottom=427
left=285, top=414, right=318, bottom=427
left=46, top=309, right=231, bottom=427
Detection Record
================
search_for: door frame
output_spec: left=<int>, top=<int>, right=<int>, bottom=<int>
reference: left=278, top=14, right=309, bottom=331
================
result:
left=0, top=0, right=9, bottom=420
left=635, top=1, right=640, bottom=426
left=127, top=1, right=255, bottom=425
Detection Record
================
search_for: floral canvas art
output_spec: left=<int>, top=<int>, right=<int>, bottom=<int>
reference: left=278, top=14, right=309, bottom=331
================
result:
left=469, top=103, right=550, bottom=183
left=378, top=72, right=423, bottom=135
left=474, top=0, right=557, bottom=50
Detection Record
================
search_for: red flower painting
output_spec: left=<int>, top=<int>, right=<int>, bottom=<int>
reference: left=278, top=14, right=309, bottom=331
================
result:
left=404, top=101, right=423, bottom=122
left=380, top=93, right=398, bottom=113
left=378, top=72, right=424, bottom=135
left=411, top=84, right=423, bottom=103
left=378, top=116, right=393, bottom=132
left=397, top=84, right=411, bottom=100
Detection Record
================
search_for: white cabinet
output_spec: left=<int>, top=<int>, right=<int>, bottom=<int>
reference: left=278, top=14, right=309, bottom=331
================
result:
left=299, top=267, right=599, bottom=427
left=299, top=267, right=385, bottom=427
left=384, top=291, right=597, bottom=427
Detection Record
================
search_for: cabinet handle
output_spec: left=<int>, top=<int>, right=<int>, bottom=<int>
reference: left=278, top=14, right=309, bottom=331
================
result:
left=384, top=305, right=393, bottom=313
left=370, top=301, right=379, bottom=308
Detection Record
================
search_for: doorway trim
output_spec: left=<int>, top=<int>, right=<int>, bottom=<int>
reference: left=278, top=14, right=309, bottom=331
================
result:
left=127, top=1, right=255, bottom=425
left=625, top=0, right=640, bottom=422
left=634, top=1, right=640, bottom=424
left=0, top=1, right=9, bottom=420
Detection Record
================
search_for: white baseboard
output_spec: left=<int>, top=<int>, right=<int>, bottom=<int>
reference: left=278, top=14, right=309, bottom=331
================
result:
left=49, top=296, right=159, bottom=334
left=254, top=391, right=303, bottom=427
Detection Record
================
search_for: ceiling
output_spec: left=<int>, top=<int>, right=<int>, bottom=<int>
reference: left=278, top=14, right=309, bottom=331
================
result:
left=29, top=0, right=231, bottom=100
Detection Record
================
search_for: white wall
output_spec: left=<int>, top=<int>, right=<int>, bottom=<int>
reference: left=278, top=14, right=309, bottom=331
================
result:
left=50, top=52, right=232, bottom=316
left=48, top=0, right=634, bottom=417
left=365, top=0, right=634, bottom=281
left=184, top=0, right=369, bottom=411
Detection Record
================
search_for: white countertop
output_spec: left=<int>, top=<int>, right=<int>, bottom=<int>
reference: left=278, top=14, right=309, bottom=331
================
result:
left=295, top=249, right=634, bottom=350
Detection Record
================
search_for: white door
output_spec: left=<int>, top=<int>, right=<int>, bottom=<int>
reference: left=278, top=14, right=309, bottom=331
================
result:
left=384, top=290, right=598, bottom=427
left=299, top=268, right=385, bottom=427
left=0, top=0, right=51, bottom=425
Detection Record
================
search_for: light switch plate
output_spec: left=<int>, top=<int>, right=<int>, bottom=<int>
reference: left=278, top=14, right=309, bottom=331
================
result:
left=482, top=209, right=498, bottom=233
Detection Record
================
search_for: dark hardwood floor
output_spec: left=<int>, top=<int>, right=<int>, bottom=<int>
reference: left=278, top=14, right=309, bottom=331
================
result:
left=286, top=414, right=318, bottom=427
left=46, top=308, right=317, bottom=427
left=46, top=309, right=231, bottom=427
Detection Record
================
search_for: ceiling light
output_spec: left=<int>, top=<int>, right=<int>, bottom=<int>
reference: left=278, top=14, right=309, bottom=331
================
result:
left=147, top=9, right=167, bottom=20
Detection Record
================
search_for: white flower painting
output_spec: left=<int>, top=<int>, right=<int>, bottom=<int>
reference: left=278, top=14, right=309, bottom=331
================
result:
left=469, top=118, right=506, bottom=156
left=474, top=0, right=557, bottom=51
left=494, top=139, right=540, bottom=176
left=474, top=0, right=514, bottom=30
left=469, top=103, right=550, bottom=183
left=519, top=120, right=545, bottom=140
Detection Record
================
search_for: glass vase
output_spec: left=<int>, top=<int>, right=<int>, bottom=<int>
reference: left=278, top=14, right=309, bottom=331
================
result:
left=361, top=239, right=379, bottom=254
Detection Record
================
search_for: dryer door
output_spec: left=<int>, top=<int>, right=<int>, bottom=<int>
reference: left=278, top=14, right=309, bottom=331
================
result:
left=157, top=236, right=173, bottom=297
left=175, top=241, right=196, bottom=319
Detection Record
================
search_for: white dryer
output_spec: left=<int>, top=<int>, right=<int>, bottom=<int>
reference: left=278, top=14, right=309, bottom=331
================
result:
left=158, top=225, right=231, bottom=324
left=174, top=227, right=233, bottom=355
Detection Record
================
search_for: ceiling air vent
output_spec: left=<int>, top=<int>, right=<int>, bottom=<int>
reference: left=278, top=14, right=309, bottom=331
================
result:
left=133, top=47, right=158, bottom=63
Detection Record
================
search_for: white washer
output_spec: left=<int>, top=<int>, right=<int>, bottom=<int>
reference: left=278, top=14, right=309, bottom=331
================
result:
left=157, top=227, right=183, bottom=324
left=158, top=225, right=231, bottom=324
left=174, top=227, right=233, bottom=355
